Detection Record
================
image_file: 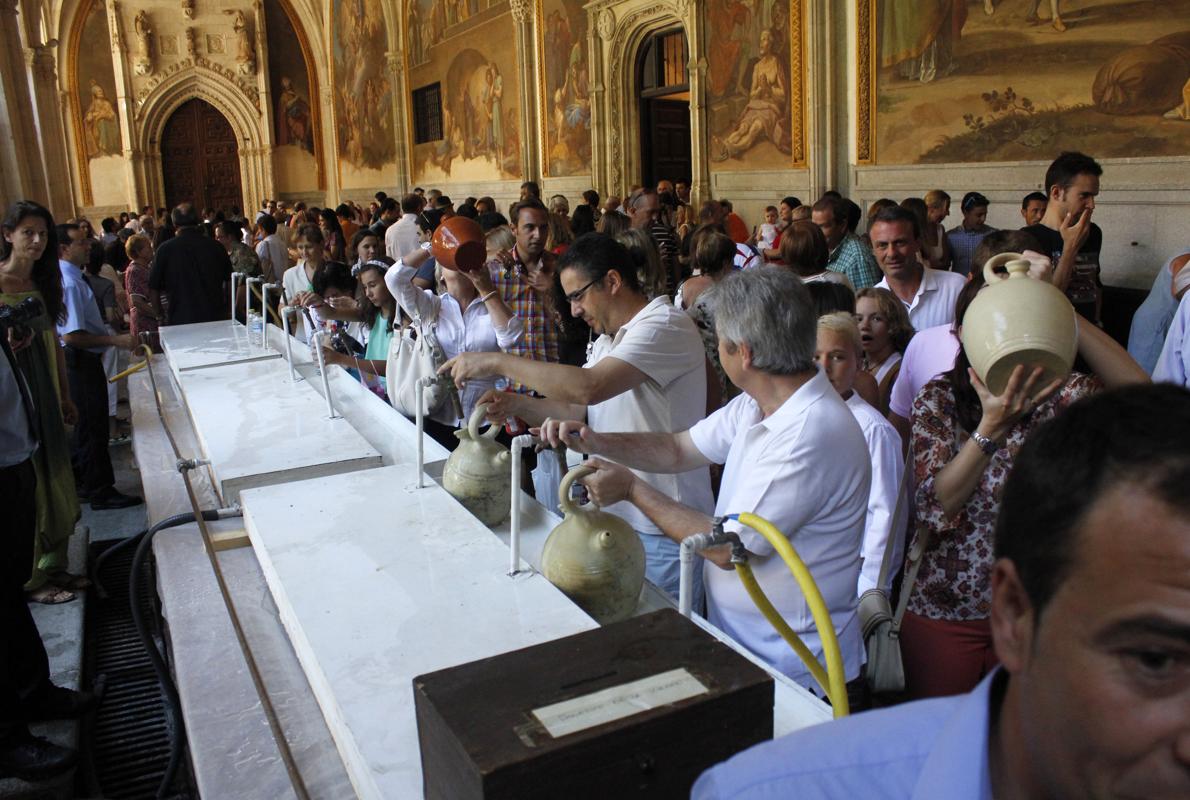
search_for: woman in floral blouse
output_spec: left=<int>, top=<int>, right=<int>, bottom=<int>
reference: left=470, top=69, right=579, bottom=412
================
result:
left=902, top=276, right=1148, bottom=699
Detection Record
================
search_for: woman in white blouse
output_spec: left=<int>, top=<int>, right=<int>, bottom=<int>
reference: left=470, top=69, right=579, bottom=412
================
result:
left=385, top=245, right=523, bottom=445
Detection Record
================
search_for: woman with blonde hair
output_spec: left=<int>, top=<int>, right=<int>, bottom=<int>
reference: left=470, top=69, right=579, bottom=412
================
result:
left=917, top=190, right=954, bottom=271
left=855, top=286, right=914, bottom=416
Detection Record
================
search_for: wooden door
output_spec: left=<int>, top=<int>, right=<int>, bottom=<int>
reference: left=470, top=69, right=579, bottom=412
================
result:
left=161, top=98, right=243, bottom=213
left=643, top=98, right=692, bottom=189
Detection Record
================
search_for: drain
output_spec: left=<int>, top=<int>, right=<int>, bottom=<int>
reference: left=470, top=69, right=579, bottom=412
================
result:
left=82, top=539, right=190, bottom=799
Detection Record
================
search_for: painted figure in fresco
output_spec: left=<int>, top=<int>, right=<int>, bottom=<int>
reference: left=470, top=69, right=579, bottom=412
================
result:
left=984, top=0, right=1066, bottom=32
left=1093, top=30, right=1190, bottom=117
left=713, top=29, right=789, bottom=160
left=880, top=0, right=967, bottom=83
left=335, top=0, right=392, bottom=169
left=83, top=80, right=119, bottom=158
left=410, top=1, right=425, bottom=64
left=485, top=63, right=504, bottom=160
left=708, top=0, right=752, bottom=96
left=276, top=76, right=314, bottom=153
left=431, top=0, right=447, bottom=44
left=433, top=105, right=462, bottom=173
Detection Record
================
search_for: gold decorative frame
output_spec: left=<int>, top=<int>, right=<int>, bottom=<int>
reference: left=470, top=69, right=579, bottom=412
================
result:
left=855, top=0, right=876, bottom=164
left=788, top=0, right=806, bottom=168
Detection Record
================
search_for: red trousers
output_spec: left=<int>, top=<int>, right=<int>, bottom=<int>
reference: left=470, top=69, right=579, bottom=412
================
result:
left=900, top=611, right=1000, bottom=699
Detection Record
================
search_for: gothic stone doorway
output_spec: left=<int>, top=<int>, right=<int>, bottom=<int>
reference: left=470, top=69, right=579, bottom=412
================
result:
left=161, top=98, right=244, bottom=214
left=638, top=28, right=692, bottom=189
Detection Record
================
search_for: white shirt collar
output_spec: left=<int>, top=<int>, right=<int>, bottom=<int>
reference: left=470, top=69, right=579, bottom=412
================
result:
left=755, top=369, right=832, bottom=431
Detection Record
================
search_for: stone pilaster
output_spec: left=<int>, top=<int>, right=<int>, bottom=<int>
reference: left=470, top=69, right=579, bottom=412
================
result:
left=26, top=42, right=75, bottom=218
left=0, top=0, right=49, bottom=209
left=685, top=0, right=710, bottom=211
left=509, top=0, right=539, bottom=185
left=385, top=49, right=410, bottom=193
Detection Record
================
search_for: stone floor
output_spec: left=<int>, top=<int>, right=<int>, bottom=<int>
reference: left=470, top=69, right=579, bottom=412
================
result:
left=0, top=407, right=147, bottom=800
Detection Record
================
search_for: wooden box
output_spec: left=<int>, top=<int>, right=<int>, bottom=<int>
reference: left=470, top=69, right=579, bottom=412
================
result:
left=413, top=609, right=774, bottom=799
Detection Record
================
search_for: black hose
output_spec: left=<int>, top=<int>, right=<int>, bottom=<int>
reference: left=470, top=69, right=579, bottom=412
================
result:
left=92, top=513, right=204, bottom=599
left=129, top=508, right=221, bottom=799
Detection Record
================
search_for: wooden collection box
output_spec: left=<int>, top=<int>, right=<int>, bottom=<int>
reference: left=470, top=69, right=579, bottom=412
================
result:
left=413, top=609, right=774, bottom=799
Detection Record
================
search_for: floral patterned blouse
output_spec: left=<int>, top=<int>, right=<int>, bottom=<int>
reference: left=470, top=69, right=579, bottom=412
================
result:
left=907, top=372, right=1100, bottom=621
left=124, top=259, right=157, bottom=340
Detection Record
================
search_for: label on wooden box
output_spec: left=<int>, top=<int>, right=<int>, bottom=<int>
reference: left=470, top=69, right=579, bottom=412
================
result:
left=531, top=668, right=709, bottom=738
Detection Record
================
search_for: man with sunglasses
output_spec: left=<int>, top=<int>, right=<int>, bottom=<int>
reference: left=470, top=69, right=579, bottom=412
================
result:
left=440, top=233, right=713, bottom=607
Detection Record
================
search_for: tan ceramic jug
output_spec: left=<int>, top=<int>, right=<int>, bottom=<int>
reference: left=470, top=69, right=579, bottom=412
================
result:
left=442, top=402, right=511, bottom=526
left=961, top=252, right=1078, bottom=397
left=541, top=465, right=645, bottom=624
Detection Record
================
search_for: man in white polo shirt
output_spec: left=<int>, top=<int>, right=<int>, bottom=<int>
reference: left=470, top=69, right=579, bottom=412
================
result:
left=440, top=233, right=714, bottom=606
left=538, top=268, right=871, bottom=695
left=872, top=205, right=966, bottom=330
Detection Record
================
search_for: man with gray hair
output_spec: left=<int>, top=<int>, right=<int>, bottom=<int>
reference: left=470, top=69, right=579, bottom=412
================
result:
left=539, top=267, right=871, bottom=694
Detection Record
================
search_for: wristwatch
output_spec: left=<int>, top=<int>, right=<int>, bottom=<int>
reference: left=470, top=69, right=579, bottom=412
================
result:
left=970, top=430, right=999, bottom=456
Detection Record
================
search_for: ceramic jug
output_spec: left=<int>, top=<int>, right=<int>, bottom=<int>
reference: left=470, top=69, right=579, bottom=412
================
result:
left=541, top=465, right=645, bottom=624
left=431, top=215, right=485, bottom=272
left=442, top=403, right=511, bottom=526
left=961, top=252, right=1078, bottom=398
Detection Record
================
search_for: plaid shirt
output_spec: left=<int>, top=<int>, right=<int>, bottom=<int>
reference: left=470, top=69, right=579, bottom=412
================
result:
left=827, top=234, right=882, bottom=290
left=947, top=224, right=995, bottom=277
left=490, top=249, right=559, bottom=390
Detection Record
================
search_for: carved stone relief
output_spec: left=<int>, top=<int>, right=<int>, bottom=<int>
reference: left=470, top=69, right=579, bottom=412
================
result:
left=182, top=0, right=195, bottom=20
left=185, top=26, right=197, bottom=57
left=224, top=9, right=255, bottom=76
left=133, top=10, right=153, bottom=75
left=134, top=58, right=260, bottom=114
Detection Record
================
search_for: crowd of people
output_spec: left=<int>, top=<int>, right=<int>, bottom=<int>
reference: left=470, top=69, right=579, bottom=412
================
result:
left=3, top=148, right=1190, bottom=786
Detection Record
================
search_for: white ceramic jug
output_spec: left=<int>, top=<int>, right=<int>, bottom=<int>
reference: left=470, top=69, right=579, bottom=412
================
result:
left=541, top=465, right=645, bottom=624
left=961, top=252, right=1078, bottom=397
left=442, top=403, right=511, bottom=526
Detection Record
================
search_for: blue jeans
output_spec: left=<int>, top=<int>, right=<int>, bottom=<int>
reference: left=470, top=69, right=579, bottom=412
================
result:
left=640, top=532, right=705, bottom=615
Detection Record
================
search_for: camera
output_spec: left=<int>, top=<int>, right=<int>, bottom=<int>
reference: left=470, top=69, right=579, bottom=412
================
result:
left=0, top=296, right=44, bottom=341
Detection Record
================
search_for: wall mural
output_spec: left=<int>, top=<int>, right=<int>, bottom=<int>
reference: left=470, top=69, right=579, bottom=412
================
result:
left=265, top=0, right=320, bottom=192
left=870, top=0, right=1190, bottom=165
left=331, top=0, right=395, bottom=184
left=408, top=4, right=521, bottom=184
left=706, top=0, right=804, bottom=169
left=73, top=0, right=122, bottom=205
left=540, top=0, right=591, bottom=176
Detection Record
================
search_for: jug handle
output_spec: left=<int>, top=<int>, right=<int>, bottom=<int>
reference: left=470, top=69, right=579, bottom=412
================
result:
left=982, top=252, right=1031, bottom=284
left=558, top=464, right=598, bottom=515
left=467, top=402, right=501, bottom=440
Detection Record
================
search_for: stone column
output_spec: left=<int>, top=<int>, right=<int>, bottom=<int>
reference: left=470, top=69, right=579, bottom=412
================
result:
left=254, top=0, right=277, bottom=202
left=321, top=85, right=340, bottom=200
left=587, top=4, right=613, bottom=198
left=0, top=0, right=48, bottom=208
left=681, top=0, right=710, bottom=211
left=107, top=0, right=144, bottom=210
left=26, top=42, right=75, bottom=219
left=385, top=49, right=411, bottom=193
left=509, top=0, right=540, bottom=185
left=806, top=0, right=841, bottom=198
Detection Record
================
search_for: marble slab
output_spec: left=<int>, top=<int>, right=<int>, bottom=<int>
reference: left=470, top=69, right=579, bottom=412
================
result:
left=241, top=465, right=600, bottom=800
left=174, top=358, right=382, bottom=504
left=161, top=319, right=279, bottom=379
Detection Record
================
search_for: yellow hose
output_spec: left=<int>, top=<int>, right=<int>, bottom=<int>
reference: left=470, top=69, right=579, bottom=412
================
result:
left=735, top=512, right=850, bottom=717
left=247, top=283, right=284, bottom=327
left=109, top=344, right=155, bottom=383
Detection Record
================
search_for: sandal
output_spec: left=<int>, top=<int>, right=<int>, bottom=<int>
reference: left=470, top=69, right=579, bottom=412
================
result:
left=48, top=572, right=92, bottom=591
left=26, top=586, right=77, bottom=605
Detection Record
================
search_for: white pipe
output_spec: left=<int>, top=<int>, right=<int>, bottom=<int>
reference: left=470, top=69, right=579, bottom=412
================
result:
left=678, top=532, right=716, bottom=617
left=281, top=306, right=301, bottom=382
left=230, top=272, right=243, bottom=322
left=509, top=434, right=537, bottom=576
left=415, top=375, right=437, bottom=489
left=311, top=331, right=337, bottom=419
left=261, top=283, right=278, bottom=349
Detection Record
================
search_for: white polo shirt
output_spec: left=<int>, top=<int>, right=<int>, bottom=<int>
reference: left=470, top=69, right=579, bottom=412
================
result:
left=1154, top=292, right=1190, bottom=387
left=385, top=213, right=421, bottom=261
left=846, top=392, right=906, bottom=596
left=877, top=265, right=966, bottom=330
left=586, top=295, right=714, bottom=535
left=688, top=369, right=870, bottom=688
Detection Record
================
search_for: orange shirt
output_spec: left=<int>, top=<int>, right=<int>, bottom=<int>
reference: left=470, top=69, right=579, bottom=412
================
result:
left=725, top=212, right=749, bottom=244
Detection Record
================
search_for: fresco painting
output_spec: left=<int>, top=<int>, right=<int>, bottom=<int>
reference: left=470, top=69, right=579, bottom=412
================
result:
left=76, top=1, right=123, bottom=205
left=332, top=0, right=395, bottom=183
left=266, top=1, right=315, bottom=156
left=541, top=0, right=591, bottom=176
left=409, top=6, right=521, bottom=184
left=874, top=0, right=1190, bottom=164
left=706, top=0, right=796, bottom=170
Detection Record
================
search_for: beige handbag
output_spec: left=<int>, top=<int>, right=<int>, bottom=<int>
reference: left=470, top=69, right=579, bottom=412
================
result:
left=386, top=313, right=446, bottom=417
left=858, top=451, right=926, bottom=696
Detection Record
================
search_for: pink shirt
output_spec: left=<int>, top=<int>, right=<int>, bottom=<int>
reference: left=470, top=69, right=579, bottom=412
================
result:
left=888, top=323, right=960, bottom=419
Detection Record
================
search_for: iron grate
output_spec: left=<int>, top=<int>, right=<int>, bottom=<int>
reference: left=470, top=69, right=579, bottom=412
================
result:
left=83, top=539, right=191, bottom=800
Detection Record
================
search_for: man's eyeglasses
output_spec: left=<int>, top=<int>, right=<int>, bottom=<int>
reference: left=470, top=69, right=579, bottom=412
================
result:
left=564, top=276, right=602, bottom=304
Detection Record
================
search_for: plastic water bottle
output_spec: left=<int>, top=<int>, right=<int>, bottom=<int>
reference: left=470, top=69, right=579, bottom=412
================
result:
left=249, top=310, right=263, bottom=337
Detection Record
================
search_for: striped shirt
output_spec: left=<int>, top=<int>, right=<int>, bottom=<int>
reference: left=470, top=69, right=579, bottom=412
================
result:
left=947, top=224, right=996, bottom=277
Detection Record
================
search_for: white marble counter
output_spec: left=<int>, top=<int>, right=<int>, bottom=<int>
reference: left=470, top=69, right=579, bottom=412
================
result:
left=242, top=465, right=600, bottom=799
left=174, top=358, right=382, bottom=503
left=160, top=319, right=279, bottom=379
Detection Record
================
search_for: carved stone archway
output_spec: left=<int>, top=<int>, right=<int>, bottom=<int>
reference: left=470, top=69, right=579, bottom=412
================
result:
left=135, top=65, right=268, bottom=213
left=586, top=0, right=709, bottom=206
